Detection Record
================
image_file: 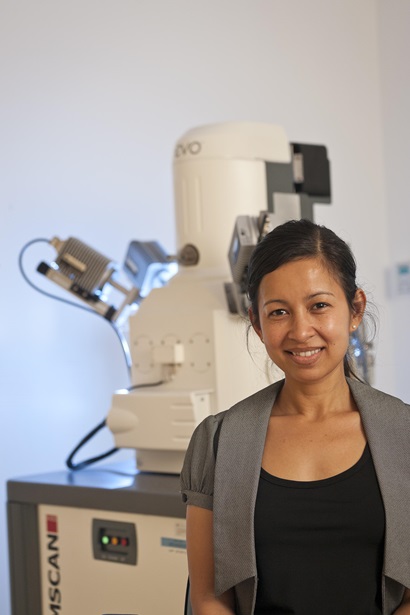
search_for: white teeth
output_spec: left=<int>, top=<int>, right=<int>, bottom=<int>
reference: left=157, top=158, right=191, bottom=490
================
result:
left=292, top=349, right=321, bottom=357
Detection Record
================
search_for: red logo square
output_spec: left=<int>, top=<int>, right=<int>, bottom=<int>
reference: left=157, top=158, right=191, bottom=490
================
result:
left=46, top=515, right=58, bottom=534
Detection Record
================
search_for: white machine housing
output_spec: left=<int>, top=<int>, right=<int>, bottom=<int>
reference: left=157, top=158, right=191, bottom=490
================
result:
left=107, top=122, right=329, bottom=473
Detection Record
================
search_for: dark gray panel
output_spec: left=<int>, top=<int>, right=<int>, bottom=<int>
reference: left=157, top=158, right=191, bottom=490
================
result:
left=92, top=518, right=137, bottom=565
left=265, top=162, right=294, bottom=212
left=8, top=502, right=42, bottom=615
left=7, top=465, right=186, bottom=518
left=291, top=143, right=331, bottom=199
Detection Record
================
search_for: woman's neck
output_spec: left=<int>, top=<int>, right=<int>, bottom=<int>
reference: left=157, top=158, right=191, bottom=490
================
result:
left=275, top=375, right=353, bottom=420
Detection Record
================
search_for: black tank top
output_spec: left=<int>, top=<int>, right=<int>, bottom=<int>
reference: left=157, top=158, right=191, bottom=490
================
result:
left=254, top=444, right=385, bottom=615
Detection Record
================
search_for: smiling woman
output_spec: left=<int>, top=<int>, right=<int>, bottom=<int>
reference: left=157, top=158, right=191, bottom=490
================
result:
left=249, top=257, right=366, bottom=387
left=181, top=219, right=410, bottom=615
left=247, top=219, right=368, bottom=381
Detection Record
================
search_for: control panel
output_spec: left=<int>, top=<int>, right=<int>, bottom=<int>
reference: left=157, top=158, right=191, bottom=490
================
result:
left=92, top=518, right=137, bottom=565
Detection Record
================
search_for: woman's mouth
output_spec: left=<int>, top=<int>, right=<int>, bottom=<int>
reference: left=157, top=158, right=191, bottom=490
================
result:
left=290, top=348, right=323, bottom=358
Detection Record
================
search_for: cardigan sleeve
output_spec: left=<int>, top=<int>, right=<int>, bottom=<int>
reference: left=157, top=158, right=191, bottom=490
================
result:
left=180, top=413, right=224, bottom=511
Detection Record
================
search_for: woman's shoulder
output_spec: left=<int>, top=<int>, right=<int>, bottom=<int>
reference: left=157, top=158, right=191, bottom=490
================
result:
left=180, top=414, right=223, bottom=509
left=181, top=380, right=283, bottom=479
left=191, top=409, right=227, bottom=440
left=348, top=379, right=410, bottom=442
left=347, top=377, right=410, bottom=415
left=190, top=379, right=283, bottom=434
left=224, top=379, right=284, bottom=417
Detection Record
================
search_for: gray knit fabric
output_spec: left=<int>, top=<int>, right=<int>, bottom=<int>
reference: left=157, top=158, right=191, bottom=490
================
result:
left=181, top=378, right=410, bottom=615
left=181, top=412, right=225, bottom=511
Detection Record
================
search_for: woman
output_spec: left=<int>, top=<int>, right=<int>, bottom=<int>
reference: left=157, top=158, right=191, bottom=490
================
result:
left=181, top=219, right=410, bottom=615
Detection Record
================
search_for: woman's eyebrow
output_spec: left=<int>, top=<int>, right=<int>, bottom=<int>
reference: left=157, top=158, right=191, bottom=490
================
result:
left=262, top=291, right=335, bottom=309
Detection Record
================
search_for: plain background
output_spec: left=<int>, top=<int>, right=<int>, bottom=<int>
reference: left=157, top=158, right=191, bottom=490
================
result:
left=1, top=0, right=409, bottom=612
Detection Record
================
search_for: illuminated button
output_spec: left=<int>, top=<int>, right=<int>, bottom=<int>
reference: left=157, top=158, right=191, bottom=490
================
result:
left=111, top=537, right=119, bottom=546
left=101, top=536, right=110, bottom=545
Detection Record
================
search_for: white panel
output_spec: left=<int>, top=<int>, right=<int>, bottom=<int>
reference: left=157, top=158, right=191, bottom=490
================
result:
left=38, top=505, right=187, bottom=615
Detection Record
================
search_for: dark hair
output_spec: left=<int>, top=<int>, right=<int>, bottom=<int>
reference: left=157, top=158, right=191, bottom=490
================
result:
left=246, top=218, right=369, bottom=379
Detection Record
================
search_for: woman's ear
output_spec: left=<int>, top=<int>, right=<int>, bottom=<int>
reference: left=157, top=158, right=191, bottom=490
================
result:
left=248, top=307, right=263, bottom=342
left=350, top=289, right=367, bottom=331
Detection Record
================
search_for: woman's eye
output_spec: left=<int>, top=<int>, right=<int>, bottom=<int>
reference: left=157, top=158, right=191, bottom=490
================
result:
left=312, top=302, right=328, bottom=310
left=269, top=309, right=287, bottom=317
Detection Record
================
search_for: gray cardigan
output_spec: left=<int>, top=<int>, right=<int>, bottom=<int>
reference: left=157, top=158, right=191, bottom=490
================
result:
left=181, top=378, right=410, bottom=615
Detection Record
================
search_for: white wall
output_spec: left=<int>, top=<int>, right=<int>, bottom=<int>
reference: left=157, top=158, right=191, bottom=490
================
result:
left=378, top=0, right=410, bottom=401
left=0, top=0, right=401, bottom=612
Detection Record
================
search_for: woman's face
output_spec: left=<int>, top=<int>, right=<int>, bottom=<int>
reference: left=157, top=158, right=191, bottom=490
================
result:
left=250, top=257, right=365, bottom=387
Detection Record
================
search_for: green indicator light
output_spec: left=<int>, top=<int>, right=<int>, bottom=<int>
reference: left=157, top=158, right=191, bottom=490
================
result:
left=101, top=536, right=110, bottom=545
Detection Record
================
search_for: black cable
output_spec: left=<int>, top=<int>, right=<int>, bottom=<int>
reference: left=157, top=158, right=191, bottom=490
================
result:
left=127, top=380, right=164, bottom=390
left=19, top=238, right=129, bottom=470
left=184, top=578, right=192, bottom=615
left=66, top=420, right=119, bottom=471
left=19, top=238, right=167, bottom=472
left=18, top=237, right=132, bottom=372
left=18, top=238, right=98, bottom=313
left=65, top=380, right=165, bottom=471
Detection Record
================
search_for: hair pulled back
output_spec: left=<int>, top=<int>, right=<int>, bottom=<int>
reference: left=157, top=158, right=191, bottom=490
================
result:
left=246, top=218, right=362, bottom=378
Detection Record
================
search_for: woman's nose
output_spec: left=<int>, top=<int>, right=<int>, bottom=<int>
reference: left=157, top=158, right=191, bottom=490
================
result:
left=288, top=312, right=314, bottom=342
